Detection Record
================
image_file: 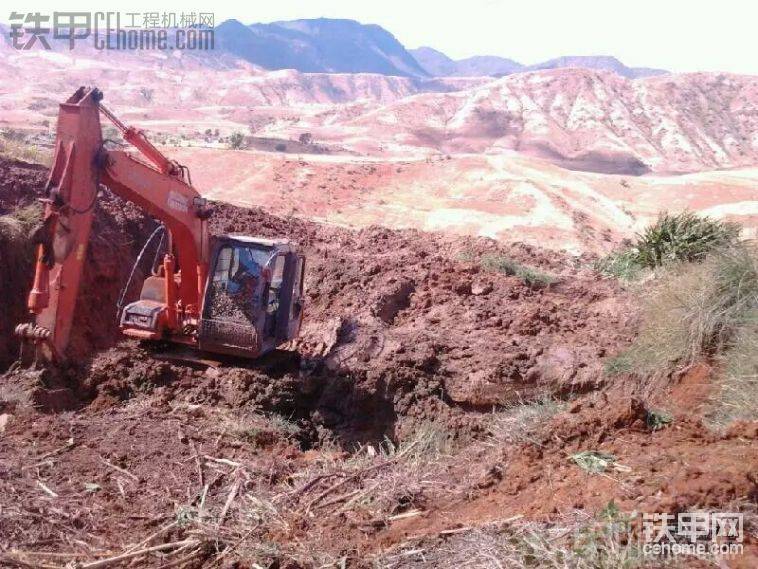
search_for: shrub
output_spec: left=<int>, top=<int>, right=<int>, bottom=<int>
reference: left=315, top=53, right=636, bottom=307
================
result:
left=635, top=211, right=740, bottom=267
left=596, top=211, right=741, bottom=279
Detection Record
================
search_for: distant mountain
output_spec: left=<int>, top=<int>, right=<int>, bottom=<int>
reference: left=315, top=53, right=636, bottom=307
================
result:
left=409, top=47, right=458, bottom=77
left=343, top=68, right=756, bottom=174
left=410, top=48, right=524, bottom=77
left=216, top=18, right=428, bottom=77
left=1, top=17, right=670, bottom=80
left=455, top=55, right=525, bottom=76
left=410, top=48, right=667, bottom=79
left=527, top=56, right=667, bottom=79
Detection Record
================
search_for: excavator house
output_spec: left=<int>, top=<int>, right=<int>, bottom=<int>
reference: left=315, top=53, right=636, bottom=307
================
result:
left=15, top=87, right=305, bottom=362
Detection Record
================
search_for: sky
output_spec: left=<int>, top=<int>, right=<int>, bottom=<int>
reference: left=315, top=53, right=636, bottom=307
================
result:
left=3, top=0, right=757, bottom=74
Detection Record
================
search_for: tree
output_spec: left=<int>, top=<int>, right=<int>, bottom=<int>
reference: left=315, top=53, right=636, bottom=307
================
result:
left=228, top=132, right=246, bottom=150
left=298, top=132, right=313, bottom=145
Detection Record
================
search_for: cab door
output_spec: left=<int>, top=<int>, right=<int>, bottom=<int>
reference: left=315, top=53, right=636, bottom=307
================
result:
left=286, top=255, right=306, bottom=340
left=262, top=252, right=305, bottom=343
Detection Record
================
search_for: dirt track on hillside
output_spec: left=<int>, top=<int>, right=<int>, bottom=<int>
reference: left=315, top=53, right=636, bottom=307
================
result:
left=0, top=157, right=755, bottom=567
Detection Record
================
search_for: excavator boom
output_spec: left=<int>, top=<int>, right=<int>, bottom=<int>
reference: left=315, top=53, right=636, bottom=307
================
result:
left=20, top=88, right=105, bottom=359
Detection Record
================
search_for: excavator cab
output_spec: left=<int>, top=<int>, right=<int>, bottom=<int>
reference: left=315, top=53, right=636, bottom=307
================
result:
left=198, top=236, right=305, bottom=358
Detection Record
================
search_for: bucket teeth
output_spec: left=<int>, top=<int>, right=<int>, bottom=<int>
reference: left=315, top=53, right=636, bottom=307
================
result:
left=15, top=323, right=52, bottom=340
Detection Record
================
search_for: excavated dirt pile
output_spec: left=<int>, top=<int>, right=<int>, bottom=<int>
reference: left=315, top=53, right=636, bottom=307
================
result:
left=1, top=158, right=754, bottom=566
left=0, top=156, right=635, bottom=441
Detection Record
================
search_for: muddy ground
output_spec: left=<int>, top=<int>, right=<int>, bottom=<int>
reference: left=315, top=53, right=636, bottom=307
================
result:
left=0, top=156, right=755, bottom=567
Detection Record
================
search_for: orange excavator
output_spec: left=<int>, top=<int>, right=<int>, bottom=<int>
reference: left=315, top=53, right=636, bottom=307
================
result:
left=15, top=87, right=305, bottom=363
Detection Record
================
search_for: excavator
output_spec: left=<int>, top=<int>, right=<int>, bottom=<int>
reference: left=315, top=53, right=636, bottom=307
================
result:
left=15, top=87, right=306, bottom=363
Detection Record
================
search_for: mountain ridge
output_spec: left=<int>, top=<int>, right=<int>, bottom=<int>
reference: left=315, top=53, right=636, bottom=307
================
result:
left=410, top=47, right=668, bottom=78
left=216, top=18, right=429, bottom=77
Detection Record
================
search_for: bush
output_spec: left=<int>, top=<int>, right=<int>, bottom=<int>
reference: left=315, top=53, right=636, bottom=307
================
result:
left=635, top=211, right=740, bottom=267
left=596, top=211, right=741, bottom=279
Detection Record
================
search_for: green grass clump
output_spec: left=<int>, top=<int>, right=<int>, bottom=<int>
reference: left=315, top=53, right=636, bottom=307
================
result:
left=596, top=211, right=741, bottom=279
left=635, top=211, right=740, bottom=268
left=481, top=254, right=557, bottom=288
left=594, top=249, right=643, bottom=280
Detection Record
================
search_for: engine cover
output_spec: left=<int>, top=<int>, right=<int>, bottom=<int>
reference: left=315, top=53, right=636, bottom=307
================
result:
left=120, top=300, right=164, bottom=336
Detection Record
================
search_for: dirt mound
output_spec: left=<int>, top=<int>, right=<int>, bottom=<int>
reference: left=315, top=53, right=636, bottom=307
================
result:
left=0, top=158, right=48, bottom=368
left=202, top=206, right=635, bottom=443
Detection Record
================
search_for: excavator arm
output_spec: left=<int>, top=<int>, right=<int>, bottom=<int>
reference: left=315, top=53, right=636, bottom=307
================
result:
left=17, top=87, right=210, bottom=362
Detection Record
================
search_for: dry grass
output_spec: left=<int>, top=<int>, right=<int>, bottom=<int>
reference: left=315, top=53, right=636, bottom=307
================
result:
left=0, top=215, right=24, bottom=243
left=710, top=308, right=758, bottom=426
left=145, top=419, right=462, bottom=566
left=0, top=131, right=52, bottom=166
left=485, top=397, right=564, bottom=446
left=608, top=245, right=758, bottom=380
left=377, top=507, right=651, bottom=569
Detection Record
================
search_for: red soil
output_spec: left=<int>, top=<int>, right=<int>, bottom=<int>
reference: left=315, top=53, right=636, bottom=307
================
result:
left=0, top=158, right=755, bottom=566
